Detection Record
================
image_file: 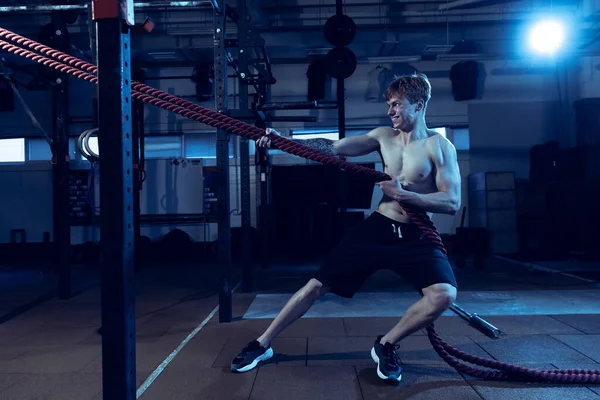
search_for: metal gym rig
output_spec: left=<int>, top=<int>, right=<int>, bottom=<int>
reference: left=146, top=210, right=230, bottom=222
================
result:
left=1, top=1, right=600, bottom=399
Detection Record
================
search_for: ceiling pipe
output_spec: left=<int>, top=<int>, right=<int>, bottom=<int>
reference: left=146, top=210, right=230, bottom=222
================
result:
left=438, top=0, right=506, bottom=11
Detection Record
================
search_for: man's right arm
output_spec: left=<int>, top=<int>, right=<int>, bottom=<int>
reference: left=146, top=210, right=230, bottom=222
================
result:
left=289, top=127, right=383, bottom=157
left=288, top=137, right=338, bottom=155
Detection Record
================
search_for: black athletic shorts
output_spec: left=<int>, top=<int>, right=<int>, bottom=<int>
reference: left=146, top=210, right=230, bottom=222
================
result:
left=313, top=211, right=458, bottom=298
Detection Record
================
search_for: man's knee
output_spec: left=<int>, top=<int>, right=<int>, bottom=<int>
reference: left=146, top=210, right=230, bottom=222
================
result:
left=302, top=278, right=330, bottom=299
left=422, top=283, right=457, bottom=311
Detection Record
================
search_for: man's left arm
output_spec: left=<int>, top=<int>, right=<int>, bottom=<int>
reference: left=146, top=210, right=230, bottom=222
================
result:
left=391, top=138, right=461, bottom=215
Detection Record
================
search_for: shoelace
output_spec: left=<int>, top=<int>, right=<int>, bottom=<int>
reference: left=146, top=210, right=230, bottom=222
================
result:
left=237, top=342, right=260, bottom=359
left=383, top=343, right=401, bottom=368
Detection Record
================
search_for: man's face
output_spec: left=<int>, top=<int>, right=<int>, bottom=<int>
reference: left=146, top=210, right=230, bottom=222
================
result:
left=386, top=96, right=421, bottom=131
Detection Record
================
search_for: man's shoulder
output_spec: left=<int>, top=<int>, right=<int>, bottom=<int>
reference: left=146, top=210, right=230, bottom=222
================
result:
left=425, top=130, right=454, bottom=149
left=424, top=131, right=457, bottom=162
left=367, top=126, right=397, bottom=138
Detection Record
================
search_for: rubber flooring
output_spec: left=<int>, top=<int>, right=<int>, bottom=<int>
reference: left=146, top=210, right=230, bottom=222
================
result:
left=0, top=256, right=598, bottom=399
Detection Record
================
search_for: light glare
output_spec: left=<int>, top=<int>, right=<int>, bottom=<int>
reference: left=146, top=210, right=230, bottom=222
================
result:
left=528, top=19, right=565, bottom=55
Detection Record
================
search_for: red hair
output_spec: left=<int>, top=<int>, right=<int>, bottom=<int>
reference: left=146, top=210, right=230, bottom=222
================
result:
left=385, top=73, right=431, bottom=107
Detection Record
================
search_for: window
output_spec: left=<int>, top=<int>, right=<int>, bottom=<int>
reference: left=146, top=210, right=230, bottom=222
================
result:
left=452, top=128, right=470, bottom=151
left=292, top=132, right=339, bottom=140
left=80, top=136, right=184, bottom=160
left=29, top=138, right=52, bottom=161
left=87, top=136, right=99, bottom=157
left=0, top=138, right=25, bottom=162
left=432, top=127, right=447, bottom=138
left=184, top=133, right=234, bottom=159
left=431, top=127, right=470, bottom=151
left=145, top=136, right=183, bottom=159
left=31, top=138, right=79, bottom=161
left=291, top=129, right=339, bottom=140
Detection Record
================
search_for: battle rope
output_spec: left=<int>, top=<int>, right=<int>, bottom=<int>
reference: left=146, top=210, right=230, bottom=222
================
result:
left=2, top=27, right=598, bottom=383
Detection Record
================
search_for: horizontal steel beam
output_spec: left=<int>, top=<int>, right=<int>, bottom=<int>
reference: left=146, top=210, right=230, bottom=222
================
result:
left=438, top=0, right=497, bottom=11
left=0, top=1, right=211, bottom=13
left=265, top=116, right=318, bottom=122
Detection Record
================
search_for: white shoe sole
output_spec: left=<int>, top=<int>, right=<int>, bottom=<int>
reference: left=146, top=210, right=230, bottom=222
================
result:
left=371, top=347, right=402, bottom=382
left=232, top=347, right=274, bottom=373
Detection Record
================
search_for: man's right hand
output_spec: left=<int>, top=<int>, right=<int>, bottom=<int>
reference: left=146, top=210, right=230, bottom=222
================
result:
left=256, top=127, right=280, bottom=148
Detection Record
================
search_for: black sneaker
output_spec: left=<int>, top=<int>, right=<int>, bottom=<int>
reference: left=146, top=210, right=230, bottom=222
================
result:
left=370, top=335, right=402, bottom=382
left=231, top=340, right=274, bottom=373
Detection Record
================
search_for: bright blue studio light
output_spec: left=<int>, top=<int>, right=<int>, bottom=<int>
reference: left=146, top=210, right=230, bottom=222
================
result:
left=527, top=19, right=566, bottom=55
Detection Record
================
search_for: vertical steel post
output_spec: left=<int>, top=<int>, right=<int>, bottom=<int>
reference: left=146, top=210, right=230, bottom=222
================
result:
left=335, top=0, right=348, bottom=218
left=51, top=8, right=72, bottom=299
left=132, top=69, right=144, bottom=273
left=256, top=84, right=270, bottom=269
left=214, top=0, right=232, bottom=323
left=336, top=82, right=346, bottom=140
left=237, top=0, right=253, bottom=292
left=132, top=97, right=142, bottom=273
left=93, top=0, right=136, bottom=398
left=337, top=76, right=347, bottom=216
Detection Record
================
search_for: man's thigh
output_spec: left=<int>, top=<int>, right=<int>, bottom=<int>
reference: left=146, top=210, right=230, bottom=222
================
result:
left=313, top=212, right=400, bottom=298
left=313, top=242, right=379, bottom=299
left=388, top=244, right=458, bottom=295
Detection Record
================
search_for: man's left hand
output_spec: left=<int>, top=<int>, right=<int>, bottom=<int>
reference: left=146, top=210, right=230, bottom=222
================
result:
left=376, top=175, right=416, bottom=203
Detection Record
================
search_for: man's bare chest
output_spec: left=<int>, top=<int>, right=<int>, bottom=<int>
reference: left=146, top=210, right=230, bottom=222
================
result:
left=380, top=141, right=433, bottom=186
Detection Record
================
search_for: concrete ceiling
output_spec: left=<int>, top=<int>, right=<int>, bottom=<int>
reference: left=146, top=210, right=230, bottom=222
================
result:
left=0, top=0, right=597, bottom=68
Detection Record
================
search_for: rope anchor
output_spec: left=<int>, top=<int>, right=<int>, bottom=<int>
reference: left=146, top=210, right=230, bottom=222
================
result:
left=2, top=26, right=599, bottom=383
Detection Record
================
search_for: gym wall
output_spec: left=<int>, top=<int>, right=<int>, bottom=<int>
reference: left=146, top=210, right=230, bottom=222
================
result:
left=0, top=55, right=594, bottom=244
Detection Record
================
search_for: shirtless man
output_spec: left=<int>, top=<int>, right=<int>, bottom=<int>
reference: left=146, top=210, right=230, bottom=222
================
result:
left=231, top=73, right=461, bottom=382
